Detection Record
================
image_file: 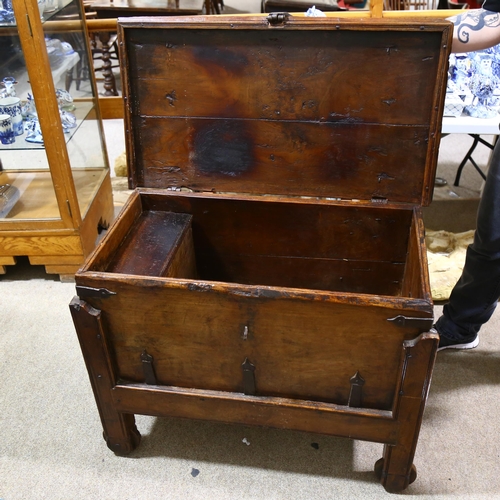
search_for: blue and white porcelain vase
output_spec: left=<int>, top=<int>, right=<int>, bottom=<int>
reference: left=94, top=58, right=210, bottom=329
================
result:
left=25, top=118, right=43, bottom=144
left=0, top=96, right=23, bottom=136
left=0, top=114, right=15, bottom=145
left=2, top=76, right=17, bottom=97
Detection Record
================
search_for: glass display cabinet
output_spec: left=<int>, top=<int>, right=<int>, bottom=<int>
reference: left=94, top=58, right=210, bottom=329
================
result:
left=0, top=0, right=114, bottom=280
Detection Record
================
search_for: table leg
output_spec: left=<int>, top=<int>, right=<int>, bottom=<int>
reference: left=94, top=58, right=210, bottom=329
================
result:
left=454, top=134, right=493, bottom=186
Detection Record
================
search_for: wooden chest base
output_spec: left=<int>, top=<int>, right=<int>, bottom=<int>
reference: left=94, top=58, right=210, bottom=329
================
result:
left=71, top=190, right=438, bottom=493
left=70, top=14, right=452, bottom=492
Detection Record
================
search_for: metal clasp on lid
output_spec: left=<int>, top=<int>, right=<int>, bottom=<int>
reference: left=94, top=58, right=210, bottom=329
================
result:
left=76, top=286, right=117, bottom=299
left=267, top=12, right=291, bottom=26
left=387, top=315, right=433, bottom=330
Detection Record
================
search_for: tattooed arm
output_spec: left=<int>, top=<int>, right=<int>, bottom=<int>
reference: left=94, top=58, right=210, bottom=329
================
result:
left=449, top=8, right=500, bottom=53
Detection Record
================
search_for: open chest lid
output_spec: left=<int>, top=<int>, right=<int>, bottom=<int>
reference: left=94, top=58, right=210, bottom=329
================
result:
left=118, top=15, right=452, bottom=206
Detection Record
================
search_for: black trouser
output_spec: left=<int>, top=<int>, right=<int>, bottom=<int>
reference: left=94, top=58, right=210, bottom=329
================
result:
left=436, top=139, right=500, bottom=340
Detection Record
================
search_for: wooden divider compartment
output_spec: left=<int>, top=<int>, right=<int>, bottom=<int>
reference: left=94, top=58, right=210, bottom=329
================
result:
left=105, top=210, right=196, bottom=279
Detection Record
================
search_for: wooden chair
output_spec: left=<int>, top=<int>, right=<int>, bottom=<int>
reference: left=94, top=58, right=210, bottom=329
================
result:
left=205, top=0, right=224, bottom=13
left=89, top=33, right=120, bottom=96
left=83, top=0, right=120, bottom=96
left=384, top=0, right=437, bottom=9
left=262, top=0, right=345, bottom=13
left=447, top=0, right=468, bottom=8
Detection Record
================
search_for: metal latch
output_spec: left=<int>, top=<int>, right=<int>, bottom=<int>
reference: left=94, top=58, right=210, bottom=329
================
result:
left=76, top=286, right=116, bottom=299
left=267, top=12, right=291, bottom=26
left=387, top=315, right=433, bottom=330
left=141, top=350, right=158, bottom=385
left=241, top=357, right=256, bottom=395
left=348, top=371, right=365, bottom=408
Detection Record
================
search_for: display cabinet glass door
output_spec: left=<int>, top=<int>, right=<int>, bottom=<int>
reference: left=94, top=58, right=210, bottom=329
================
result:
left=0, top=0, right=109, bottom=224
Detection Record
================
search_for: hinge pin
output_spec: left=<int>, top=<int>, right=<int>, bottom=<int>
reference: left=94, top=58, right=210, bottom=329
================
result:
left=267, top=12, right=290, bottom=26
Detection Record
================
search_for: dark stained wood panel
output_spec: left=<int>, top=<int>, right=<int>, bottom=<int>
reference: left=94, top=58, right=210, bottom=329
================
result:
left=126, top=28, right=442, bottom=124
left=133, top=117, right=430, bottom=201
left=193, top=252, right=405, bottom=295
left=119, top=22, right=449, bottom=204
left=106, top=211, right=193, bottom=276
left=138, top=192, right=413, bottom=264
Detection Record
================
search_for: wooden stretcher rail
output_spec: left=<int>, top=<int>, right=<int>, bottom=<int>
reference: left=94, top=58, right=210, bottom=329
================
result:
left=112, top=382, right=399, bottom=445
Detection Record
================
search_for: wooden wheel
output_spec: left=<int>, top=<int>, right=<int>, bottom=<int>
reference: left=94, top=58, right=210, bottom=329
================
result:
left=105, top=426, right=141, bottom=456
left=374, top=458, right=417, bottom=492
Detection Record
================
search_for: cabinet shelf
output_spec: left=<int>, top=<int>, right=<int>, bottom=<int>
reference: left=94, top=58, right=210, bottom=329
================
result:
left=0, top=168, right=108, bottom=220
left=0, top=100, right=93, bottom=152
left=0, top=0, right=74, bottom=27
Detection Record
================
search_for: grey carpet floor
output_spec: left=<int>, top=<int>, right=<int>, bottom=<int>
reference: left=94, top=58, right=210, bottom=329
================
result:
left=1, top=261, right=500, bottom=499
left=3, top=7, right=500, bottom=493
left=1, top=125, right=500, bottom=497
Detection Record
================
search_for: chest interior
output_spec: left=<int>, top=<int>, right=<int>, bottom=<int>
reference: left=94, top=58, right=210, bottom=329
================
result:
left=100, top=191, right=424, bottom=298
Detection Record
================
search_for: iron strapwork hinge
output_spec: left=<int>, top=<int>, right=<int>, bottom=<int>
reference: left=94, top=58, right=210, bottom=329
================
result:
left=387, top=315, right=433, bottom=330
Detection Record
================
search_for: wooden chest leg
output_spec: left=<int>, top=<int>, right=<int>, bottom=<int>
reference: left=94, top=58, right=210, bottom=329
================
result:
left=375, top=331, right=439, bottom=493
left=69, top=297, right=141, bottom=455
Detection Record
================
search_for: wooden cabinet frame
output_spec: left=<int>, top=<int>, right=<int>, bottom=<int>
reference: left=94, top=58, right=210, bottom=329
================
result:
left=0, top=0, right=114, bottom=279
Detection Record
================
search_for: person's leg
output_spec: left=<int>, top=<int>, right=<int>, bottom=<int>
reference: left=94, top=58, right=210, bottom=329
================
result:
left=435, top=138, right=500, bottom=349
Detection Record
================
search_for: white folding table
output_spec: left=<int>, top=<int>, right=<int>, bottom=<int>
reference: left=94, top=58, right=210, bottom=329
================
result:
left=441, top=115, right=500, bottom=186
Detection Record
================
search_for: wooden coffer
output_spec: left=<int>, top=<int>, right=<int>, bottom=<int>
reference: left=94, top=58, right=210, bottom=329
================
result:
left=70, top=15, right=452, bottom=492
